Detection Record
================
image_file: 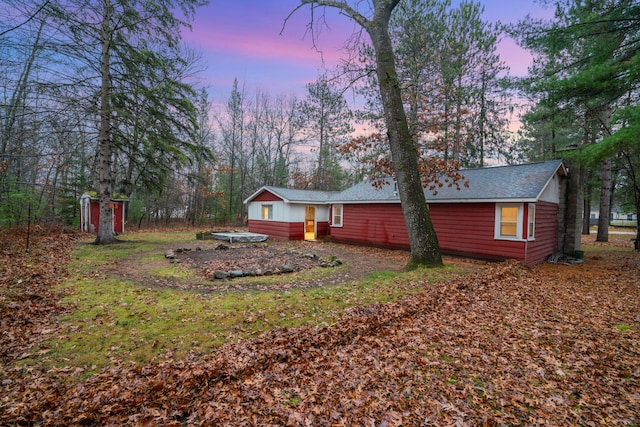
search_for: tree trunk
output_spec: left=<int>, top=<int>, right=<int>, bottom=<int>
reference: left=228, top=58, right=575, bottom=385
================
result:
left=294, top=0, right=442, bottom=266
left=582, top=186, right=591, bottom=235
left=635, top=199, right=640, bottom=251
left=95, top=0, right=117, bottom=244
left=596, top=158, right=611, bottom=242
left=368, top=1, right=442, bottom=267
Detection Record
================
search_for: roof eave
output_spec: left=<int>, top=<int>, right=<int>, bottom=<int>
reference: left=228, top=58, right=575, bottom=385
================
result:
left=426, top=198, right=540, bottom=204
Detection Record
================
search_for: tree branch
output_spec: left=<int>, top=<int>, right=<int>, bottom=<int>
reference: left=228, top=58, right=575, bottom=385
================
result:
left=0, top=0, right=50, bottom=37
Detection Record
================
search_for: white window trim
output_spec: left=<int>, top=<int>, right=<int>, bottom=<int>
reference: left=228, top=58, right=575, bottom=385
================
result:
left=332, top=204, right=343, bottom=227
left=495, top=203, right=524, bottom=241
left=527, top=204, right=536, bottom=241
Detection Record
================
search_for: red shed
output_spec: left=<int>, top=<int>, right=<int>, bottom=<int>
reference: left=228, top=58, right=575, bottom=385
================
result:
left=79, top=193, right=127, bottom=234
left=329, top=160, right=567, bottom=266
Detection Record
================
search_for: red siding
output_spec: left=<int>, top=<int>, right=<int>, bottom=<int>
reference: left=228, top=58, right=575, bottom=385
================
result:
left=524, top=201, right=558, bottom=266
left=252, top=190, right=283, bottom=202
left=113, top=202, right=123, bottom=233
left=330, top=203, right=410, bottom=250
left=88, top=200, right=125, bottom=233
left=330, top=201, right=563, bottom=264
left=248, top=220, right=329, bottom=240
left=330, top=202, right=528, bottom=259
left=90, top=201, right=100, bottom=232
left=252, top=199, right=558, bottom=265
left=248, top=220, right=304, bottom=240
left=317, top=221, right=330, bottom=238
left=430, top=203, right=526, bottom=261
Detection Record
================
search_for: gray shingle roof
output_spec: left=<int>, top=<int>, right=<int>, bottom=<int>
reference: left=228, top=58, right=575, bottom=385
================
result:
left=245, top=186, right=337, bottom=204
left=327, top=179, right=401, bottom=203
left=245, top=160, right=565, bottom=205
left=330, top=160, right=565, bottom=203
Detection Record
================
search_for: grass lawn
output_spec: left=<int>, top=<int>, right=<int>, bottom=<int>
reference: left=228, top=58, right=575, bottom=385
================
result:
left=30, top=231, right=469, bottom=375
left=3, top=228, right=638, bottom=425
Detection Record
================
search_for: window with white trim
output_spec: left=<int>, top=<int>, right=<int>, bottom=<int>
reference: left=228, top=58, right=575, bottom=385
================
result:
left=528, top=204, right=536, bottom=240
left=261, top=204, right=273, bottom=220
left=332, top=204, right=343, bottom=227
left=495, top=203, right=523, bottom=240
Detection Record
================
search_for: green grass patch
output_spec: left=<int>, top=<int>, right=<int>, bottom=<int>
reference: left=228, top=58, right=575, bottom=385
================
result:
left=70, top=232, right=198, bottom=274
left=27, top=232, right=469, bottom=376
left=148, top=263, right=197, bottom=281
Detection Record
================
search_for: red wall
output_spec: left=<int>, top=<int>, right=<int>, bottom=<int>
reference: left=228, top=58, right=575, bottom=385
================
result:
left=248, top=220, right=330, bottom=240
left=113, top=202, right=123, bottom=233
left=329, top=203, right=410, bottom=250
left=430, top=203, right=525, bottom=261
left=90, top=201, right=100, bottom=232
left=89, top=200, right=125, bottom=233
left=524, top=201, right=558, bottom=266
left=248, top=220, right=304, bottom=240
left=317, top=221, right=330, bottom=238
left=330, top=202, right=558, bottom=265
left=249, top=199, right=558, bottom=265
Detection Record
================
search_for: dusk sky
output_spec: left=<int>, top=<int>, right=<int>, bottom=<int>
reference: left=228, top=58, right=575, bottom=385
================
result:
left=181, top=1, right=554, bottom=108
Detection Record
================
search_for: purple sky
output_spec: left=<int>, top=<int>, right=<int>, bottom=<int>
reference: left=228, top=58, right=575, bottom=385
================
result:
left=182, top=1, right=554, bottom=106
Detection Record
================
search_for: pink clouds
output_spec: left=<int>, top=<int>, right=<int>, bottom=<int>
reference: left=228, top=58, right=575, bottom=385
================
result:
left=184, top=1, right=553, bottom=102
left=180, top=1, right=364, bottom=101
left=184, top=1, right=354, bottom=70
left=185, top=24, right=344, bottom=64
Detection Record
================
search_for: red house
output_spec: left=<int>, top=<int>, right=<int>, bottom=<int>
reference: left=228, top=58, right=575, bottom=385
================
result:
left=329, top=160, right=567, bottom=266
left=246, top=160, right=569, bottom=266
left=79, top=193, right=127, bottom=234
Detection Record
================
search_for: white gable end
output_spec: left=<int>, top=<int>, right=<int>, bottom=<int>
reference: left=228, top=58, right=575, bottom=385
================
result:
left=539, top=173, right=561, bottom=203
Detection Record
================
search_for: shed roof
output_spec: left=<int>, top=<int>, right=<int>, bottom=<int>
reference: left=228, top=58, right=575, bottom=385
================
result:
left=330, top=160, right=565, bottom=204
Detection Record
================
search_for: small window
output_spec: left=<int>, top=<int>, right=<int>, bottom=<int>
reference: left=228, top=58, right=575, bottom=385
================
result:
left=528, top=204, right=535, bottom=240
left=261, top=204, right=273, bottom=220
left=332, top=204, right=343, bottom=227
left=495, top=204, right=523, bottom=240
left=500, top=207, right=519, bottom=237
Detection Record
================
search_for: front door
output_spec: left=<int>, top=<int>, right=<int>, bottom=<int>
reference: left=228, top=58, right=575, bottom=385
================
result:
left=304, top=206, right=316, bottom=241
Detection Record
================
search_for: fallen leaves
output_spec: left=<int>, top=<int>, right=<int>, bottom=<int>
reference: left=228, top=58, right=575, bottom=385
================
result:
left=1, top=230, right=639, bottom=425
left=183, top=245, right=326, bottom=280
left=0, top=228, right=78, bottom=360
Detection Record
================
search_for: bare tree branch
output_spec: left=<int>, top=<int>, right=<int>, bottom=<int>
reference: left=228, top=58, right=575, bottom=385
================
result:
left=0, top=1, right=50, bottom=37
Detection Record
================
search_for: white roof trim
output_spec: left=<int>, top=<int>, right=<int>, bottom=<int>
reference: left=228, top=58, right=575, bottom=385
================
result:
left=533, top=162, right=566, bottom=201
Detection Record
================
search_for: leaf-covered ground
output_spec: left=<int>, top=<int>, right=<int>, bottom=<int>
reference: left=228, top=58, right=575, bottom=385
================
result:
left=1, top=229, right=639, bottom=426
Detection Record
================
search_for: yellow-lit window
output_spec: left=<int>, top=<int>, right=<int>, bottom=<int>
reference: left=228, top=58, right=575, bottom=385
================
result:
left=261, top=204, right=273, bottom=220
left=500, top=206, right=519, bottom=237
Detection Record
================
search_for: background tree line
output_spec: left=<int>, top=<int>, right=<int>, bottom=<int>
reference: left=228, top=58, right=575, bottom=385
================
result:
left=1, top=0, right=637, bottom=249
left=511, top=0, right=640, bottom=248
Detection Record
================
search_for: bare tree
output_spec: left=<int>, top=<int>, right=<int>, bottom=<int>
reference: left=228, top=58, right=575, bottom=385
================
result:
left=289, top=0, right=442, bottom=267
